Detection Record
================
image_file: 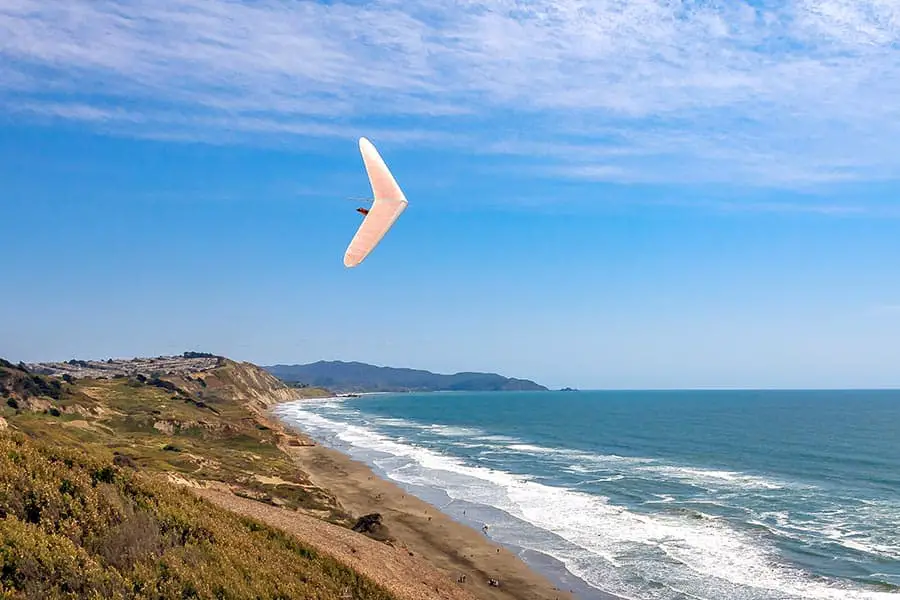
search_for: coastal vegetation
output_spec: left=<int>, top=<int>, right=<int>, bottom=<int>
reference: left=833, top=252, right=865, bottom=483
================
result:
left=0, top=357, right=401, bottom=599
left=1, top=358, right=342, bottom=522
left=0, top=430, right=396, bottom=600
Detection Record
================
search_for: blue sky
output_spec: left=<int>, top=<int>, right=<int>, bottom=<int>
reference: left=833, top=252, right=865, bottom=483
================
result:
left=1, top=0, right=899, bottom=389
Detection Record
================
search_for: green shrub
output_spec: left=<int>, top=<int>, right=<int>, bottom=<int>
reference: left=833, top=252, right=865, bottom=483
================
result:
left=0, top=432, right=397, bottom=600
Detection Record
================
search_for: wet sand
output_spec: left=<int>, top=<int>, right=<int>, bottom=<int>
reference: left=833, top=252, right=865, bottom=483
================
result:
left=272, top=410, right=601, bottom=600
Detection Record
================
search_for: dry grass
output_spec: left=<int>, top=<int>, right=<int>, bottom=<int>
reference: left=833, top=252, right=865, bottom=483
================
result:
left=0, top=430, right=398, bottom=600
left=1, top=361, right=351, bottom=524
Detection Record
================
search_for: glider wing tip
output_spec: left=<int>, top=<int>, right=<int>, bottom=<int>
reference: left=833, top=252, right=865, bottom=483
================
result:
left=343, top=254, right=361, bottom=268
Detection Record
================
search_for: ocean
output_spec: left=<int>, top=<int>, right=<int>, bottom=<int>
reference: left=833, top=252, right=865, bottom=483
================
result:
left=274, top=390, right=900, bottom=600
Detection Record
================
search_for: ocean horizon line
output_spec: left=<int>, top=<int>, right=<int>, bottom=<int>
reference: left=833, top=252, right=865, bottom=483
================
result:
left=354, top=387, right=900, bottom=393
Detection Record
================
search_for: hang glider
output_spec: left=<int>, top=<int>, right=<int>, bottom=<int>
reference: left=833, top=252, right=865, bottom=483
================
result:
left=343, top=137, right=408, bottom=268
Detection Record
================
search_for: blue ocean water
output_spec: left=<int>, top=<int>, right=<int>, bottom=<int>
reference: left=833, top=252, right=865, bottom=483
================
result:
left=274, top=390, right=900, bottom=600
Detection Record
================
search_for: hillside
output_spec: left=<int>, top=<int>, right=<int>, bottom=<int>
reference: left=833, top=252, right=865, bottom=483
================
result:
left=0, top=356, right=567, bottom=600
left=3, top=356, right=342, bottom=522
left=0, top=430, right=396, bottom=600
left=264, top=361, right=548, bottom=393
left=0, top=357, right=408, bottom=599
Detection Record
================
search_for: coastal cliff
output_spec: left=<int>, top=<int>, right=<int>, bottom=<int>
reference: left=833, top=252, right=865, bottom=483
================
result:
left=4, top=356, right=344, bottom=519
left=0, top=356, right=408, bottom=599
left=1, top=355, right=571, bottom=600
left=28, top=354, right=328, bottom=410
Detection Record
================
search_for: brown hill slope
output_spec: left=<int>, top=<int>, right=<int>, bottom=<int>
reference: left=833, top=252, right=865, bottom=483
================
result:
left=4, top=356, right=344, bottom=522
left=0, top=429, right=397, bottom=600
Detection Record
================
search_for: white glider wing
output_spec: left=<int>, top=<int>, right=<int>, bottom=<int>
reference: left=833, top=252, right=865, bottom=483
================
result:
left=343, top=137, right=408, bottom=268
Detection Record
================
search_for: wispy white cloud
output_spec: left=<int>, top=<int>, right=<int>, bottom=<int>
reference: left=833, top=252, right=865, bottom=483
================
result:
left=2, top=0, right=900, bottom=190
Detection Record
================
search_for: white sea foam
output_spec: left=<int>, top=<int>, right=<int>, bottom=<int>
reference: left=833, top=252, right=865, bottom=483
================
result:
left=374, top=417, right=422, bottom=428
left=287, top=396, right=345, bottom=409
left=508, top=443, right=556, bottom=454
left=635, top=464, right=792, bottom=491
left=773, top=503, right=900, bottom=562
left=645, top=494, right=677, bottom=504
left=275, top=404, right=899, bottom=600
left=476, top=434, right=521, bottom=443
left=425, top=424, right=485, bottom=437
left=563, top=464, right=595, bottom=474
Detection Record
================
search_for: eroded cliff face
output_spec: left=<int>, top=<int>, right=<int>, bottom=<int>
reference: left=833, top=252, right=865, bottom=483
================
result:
left=4, top=356, right=322, bottom=436
left=23, top=354, right=322, bottom=414
left=204, top=360, right=300, bottom=411
left=1, top=357, right=349, bottom=524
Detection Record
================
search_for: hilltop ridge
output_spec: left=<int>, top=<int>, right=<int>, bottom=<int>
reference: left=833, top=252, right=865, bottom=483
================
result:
left=29, top=352, right=224, bottom=380
left=265, top=360, right=548, bottom=393
left=26, top=353, right=324, bottom=410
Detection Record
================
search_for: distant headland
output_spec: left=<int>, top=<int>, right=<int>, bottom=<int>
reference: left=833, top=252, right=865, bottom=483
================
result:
left=263, top=360, right=549, bottom=394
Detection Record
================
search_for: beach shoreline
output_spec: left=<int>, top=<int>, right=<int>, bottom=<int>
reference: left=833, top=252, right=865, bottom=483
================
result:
left=269, top=402, right=623, bottom=600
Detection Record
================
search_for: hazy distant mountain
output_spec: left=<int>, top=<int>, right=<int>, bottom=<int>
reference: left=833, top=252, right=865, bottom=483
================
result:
left=264, top=361, right=548, bottom=393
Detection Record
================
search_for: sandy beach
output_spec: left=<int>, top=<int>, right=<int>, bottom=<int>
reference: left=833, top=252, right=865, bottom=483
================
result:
left=192, top=486, right=478, bottom=600
left=268, top=407, right=584, bottom=600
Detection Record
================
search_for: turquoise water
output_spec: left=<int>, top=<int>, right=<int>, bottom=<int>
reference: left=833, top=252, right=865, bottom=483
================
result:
left=275, top=390, right=900, bottom=600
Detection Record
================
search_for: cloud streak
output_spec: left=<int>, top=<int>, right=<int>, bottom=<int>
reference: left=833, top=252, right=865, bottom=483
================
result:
left=2, top=0, right=900, bottom=189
